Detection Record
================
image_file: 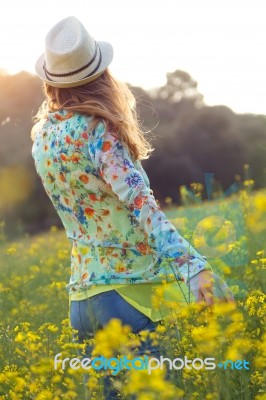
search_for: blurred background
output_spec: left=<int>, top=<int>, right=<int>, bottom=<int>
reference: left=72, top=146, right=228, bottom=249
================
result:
left=0, top=0, right=265, bottom=240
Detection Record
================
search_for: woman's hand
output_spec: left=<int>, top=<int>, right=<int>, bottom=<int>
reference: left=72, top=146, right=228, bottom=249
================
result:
left=188, top=270, right=235, bottom=306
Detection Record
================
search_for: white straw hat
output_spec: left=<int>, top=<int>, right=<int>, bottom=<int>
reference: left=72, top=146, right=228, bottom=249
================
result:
left=35, top=16, right=113, bottom=88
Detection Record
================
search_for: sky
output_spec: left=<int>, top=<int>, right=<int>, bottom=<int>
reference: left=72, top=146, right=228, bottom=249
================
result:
left=0, top=0, right=265, bottom=115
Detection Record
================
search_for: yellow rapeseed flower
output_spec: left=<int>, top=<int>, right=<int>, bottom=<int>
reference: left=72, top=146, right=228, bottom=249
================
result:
left=35, top=390, right=54, bottom=400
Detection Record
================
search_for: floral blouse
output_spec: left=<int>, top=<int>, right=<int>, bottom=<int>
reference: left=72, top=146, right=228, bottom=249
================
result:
left=32, top=109, right=211, bottom=297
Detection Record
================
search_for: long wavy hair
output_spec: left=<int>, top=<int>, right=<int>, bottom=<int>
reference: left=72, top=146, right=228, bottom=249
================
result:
left=31, top=69, right=155, bottom=162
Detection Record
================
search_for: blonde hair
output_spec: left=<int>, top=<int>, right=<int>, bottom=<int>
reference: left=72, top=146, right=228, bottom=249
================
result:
left=31, top=69, right=155, bottom=162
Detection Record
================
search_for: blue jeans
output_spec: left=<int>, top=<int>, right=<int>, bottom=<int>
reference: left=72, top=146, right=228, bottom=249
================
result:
left=70, top=289, right=162, bottom=400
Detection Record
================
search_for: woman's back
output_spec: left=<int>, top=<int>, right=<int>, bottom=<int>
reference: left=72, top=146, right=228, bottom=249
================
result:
left=32, top=108, right=184, bottom=296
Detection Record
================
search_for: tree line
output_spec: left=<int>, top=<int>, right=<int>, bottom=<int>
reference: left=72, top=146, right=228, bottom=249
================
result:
left=0, top=69, right=265, bottom=239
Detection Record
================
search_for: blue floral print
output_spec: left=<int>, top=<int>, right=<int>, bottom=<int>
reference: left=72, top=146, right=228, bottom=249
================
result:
left=32, top=109, right=212, bottom=296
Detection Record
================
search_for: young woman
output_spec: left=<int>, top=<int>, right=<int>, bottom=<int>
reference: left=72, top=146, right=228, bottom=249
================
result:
left=32, top=16, right=234, bottom=399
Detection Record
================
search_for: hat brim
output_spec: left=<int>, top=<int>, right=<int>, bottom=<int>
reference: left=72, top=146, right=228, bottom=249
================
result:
left=35, top=41, right=113, bottom=88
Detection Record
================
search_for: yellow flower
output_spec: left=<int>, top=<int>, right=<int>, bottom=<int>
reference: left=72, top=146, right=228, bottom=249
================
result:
left=123, top=368, right=180, bottom=399
left=6, top=247, right=17, bottom=255
left=35, top=390, right=54, bottom=400
left=254, top=195, right=266, bottom=212
left=92, top=318, right=132, bottom=358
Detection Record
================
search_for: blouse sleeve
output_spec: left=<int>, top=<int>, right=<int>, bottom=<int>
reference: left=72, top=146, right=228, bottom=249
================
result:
left=88, top=121, right=212, bottom=283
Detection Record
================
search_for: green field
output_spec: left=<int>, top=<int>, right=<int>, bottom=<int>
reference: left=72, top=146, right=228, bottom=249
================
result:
left=0, top=188, right=265, bottom=399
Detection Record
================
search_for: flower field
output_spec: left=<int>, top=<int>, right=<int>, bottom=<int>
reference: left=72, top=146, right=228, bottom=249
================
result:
left=0, top=188, right=265, bottom=399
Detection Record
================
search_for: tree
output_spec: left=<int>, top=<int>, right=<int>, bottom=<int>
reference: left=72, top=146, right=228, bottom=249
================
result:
left=154, top=69, right=204, bottom=107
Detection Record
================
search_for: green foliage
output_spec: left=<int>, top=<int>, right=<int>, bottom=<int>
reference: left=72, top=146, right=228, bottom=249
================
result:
left=1, top=69, right=266, bottom=239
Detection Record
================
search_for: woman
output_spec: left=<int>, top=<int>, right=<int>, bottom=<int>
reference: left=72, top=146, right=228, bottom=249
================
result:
left=32, top=16, right=234, bottom=399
